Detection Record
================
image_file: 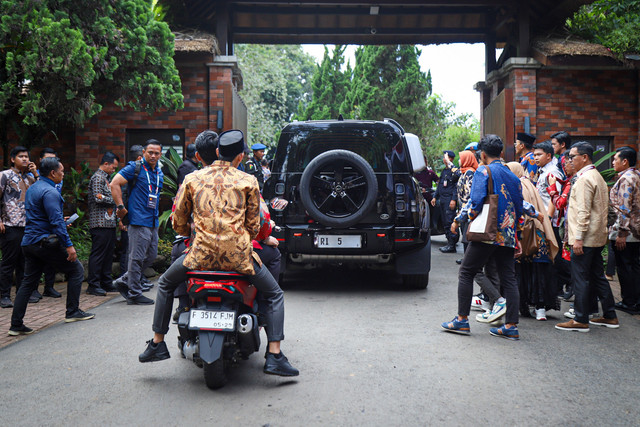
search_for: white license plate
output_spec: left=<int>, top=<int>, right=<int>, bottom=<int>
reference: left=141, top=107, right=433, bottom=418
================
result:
left=188, top=310, right=236, bottom=331
left=315, top=234, right=361, bottom=248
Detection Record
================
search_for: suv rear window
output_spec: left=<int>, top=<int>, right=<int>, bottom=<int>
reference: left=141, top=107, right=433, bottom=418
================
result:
left=274, top=125, right=403, bottom=173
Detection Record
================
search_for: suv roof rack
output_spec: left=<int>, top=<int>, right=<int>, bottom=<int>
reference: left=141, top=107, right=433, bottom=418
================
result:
left=383, top=118, right=405, bottom=134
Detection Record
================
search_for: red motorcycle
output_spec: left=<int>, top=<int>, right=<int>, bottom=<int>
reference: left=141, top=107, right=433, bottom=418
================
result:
left=176, top=270, right=262, bottom=389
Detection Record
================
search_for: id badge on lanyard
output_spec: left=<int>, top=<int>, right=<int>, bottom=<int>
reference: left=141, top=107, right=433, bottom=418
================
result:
left=143, top=164, right=159, bottom=210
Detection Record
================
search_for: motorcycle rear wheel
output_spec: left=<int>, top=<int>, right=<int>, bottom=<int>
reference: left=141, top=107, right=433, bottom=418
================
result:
left=203, top=359, right=228, bottom=389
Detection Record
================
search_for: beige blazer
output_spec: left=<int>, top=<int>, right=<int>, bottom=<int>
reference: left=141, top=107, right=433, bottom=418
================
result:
left=567, top=166, right=608, bottom=247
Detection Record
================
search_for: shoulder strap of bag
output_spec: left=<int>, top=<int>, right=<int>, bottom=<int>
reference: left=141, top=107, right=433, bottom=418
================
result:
left=129, top=160, right=142, bottom=190
left=485, top=165, right=494, bottom=195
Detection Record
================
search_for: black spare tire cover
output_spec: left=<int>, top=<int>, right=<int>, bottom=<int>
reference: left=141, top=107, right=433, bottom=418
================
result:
left=299, top=149, right=378, bottom=228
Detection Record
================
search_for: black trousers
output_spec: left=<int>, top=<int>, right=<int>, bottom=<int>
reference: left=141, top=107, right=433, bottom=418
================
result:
left=87, top=227, right=116, bottom=289
left=440, top=197, right=459, bottom=246
left=571, top=246, right=617, bottom=324
left=458, top=242, right=519, bottom=324
left=612, top=241, right=640, bottom=306
left=0, top=227, right=25, bottom=297
left=552, top=226, right=571, bottom=293
left=254, top=244, right=282, bottom=283
left=11, top=243, right=84, bottom=326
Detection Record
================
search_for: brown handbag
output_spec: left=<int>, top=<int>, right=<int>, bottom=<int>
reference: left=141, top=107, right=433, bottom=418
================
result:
left=520, top=217, right=539, bottom=256
left=466, top=166, right=498, bottom=242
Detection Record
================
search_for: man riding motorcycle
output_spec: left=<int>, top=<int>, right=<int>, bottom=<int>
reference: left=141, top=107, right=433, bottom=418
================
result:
left=138, top=129, right=299, bottom=377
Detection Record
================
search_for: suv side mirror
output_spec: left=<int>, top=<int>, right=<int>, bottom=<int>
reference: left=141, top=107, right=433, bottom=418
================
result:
left=404, top=133, right=427, bottom=173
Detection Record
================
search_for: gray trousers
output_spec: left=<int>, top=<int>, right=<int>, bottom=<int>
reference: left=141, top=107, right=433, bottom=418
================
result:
left=120, top=225, right=158, bottom=298
left=152, top=254, right=285, bottom=342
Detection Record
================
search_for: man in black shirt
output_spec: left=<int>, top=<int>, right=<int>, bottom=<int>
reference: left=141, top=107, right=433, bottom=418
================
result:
left=431, top=150, right=460, bottom=253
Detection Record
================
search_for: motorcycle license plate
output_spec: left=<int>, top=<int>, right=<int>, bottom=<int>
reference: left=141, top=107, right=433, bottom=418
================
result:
left=315, top=234, right=361, bottom=248
left=188, top=310, right=236, bottom=331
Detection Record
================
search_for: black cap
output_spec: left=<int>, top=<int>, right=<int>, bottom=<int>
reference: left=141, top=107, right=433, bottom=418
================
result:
left=443, top=150, right=455, bottom=159
left=218, top=130, right=246, bottom=158
left=516, top=132, right=536, bottom=145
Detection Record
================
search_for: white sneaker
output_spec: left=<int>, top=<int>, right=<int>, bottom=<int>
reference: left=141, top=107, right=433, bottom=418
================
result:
left=486, top=300, right=507, bottom=322
left=564, top=308, right=575, bottom=319
left=535, top=308, right=547, bottom=321
left=471, top=296, right=484, bottom=311
left=489, top=318, right=504, bottom=326
left=481, top=299, right=492, bottom=311
left=475, top=310, right=491, bottom=323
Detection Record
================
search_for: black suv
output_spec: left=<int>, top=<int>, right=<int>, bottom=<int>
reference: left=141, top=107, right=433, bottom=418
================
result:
left=263, top=119, right=431, bottom=289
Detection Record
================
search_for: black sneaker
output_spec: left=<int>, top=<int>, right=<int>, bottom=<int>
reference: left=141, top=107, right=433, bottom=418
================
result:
left=263, top=351, right=300, bottom=377
left=127, top=295, right=154, bottom=305
left=0, top=296, right=13, bottom=308
left=28, top=294, right=40, bottom=304
left=141, top=282, right=154, bottom=292
left=139, top=339, right=170, bottom=363
left=86, top=286, right=107, bottom=296
left=43, top=287, right=62, bottom=298
left=8, top=325, right=34, bottom=336
left=65, top=310, right=96, bottom=323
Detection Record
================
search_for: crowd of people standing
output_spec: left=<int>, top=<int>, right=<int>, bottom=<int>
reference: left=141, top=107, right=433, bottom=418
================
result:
left=425, top=131, right=640, bottom=340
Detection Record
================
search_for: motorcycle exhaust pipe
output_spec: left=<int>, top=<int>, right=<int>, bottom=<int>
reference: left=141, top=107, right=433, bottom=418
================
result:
left=237, top=314, right=255, bottom=334
left=183, top=340, right=198, bottom=361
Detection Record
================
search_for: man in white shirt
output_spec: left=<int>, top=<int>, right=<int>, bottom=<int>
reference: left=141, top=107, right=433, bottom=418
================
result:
left=533, top=140, right=562, bottom=210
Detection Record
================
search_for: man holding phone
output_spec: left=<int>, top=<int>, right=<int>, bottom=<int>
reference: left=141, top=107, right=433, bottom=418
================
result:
left=8, top=157, right=95, bottom=336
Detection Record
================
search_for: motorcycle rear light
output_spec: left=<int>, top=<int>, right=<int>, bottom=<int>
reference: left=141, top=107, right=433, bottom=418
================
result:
left=276, top=238, right=285, bottom=242
left=377, top=233, right=386, bottom=237
left=293, top=233, right=302, bottom=237
left=207, top=297, right=222, bottom=302
left=395, top=238, right=414, bottom=242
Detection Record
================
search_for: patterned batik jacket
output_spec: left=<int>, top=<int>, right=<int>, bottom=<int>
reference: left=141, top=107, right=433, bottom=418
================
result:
left=520, top=151, right=538, bottom=184
left=609, top=167, right=640, bottom=242
left=88, top=168, right=117, bottom=229
left=456, top=169, right=475, bottom=210
left=172, top=161, right=262, bottom=275
left=0, top=168, right=35, bottom=227
left=468, top=161, right=524, bottom=248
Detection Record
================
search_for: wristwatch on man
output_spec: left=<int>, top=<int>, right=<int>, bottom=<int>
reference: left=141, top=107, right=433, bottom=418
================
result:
left=117, top=204, right=125, bottom=210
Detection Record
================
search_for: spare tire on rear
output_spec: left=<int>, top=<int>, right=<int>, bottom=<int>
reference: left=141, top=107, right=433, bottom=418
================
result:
left=299, top=149, right=378, bottom=228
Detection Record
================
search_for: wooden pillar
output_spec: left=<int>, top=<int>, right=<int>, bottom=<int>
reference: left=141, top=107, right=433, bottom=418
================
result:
left=485, top=33, right=496, bottom=76
left=216, top=1, right=229, bottom=55
left=518, top=3, right=531, bottom=57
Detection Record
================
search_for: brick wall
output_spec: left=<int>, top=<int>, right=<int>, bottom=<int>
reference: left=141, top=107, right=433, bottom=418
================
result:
left=535, top=69, right=639, bottom=149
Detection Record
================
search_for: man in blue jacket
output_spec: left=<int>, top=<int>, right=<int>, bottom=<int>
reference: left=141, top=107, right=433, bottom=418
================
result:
left=441, top=134, right=524, bottom=340
left=9, top=157, right=94, bottom=335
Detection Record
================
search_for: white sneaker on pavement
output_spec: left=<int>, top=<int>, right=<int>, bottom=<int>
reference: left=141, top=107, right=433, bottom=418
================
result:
left=535, top=308, right=547, bottom=321
left=486, top=300, right=507, bottom=323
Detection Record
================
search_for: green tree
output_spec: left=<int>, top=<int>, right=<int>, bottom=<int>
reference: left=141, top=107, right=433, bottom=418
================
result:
left=0, top=0, right=184, bottom=159
left=236, top=44, right=316, bottom=147
left=298, top=45, right=352, bottom=120
left=568, top=0, right=640, bottom=57
left=341, top=45, right=432, bottom=137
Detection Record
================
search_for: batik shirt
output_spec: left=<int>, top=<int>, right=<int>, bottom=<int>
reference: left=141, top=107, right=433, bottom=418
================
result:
left=468, top=161, right=524, bottom=248
left=172, top=161, right=261, bottom=275
left=520, top=151, right=538, bottom=183
left=609, top=167, right=640, bottom=242
left=456, top=169, right=475, bottom=210
left=88, top=168, right=116, bottom=229
left=0, top=168, right=35, bottom=227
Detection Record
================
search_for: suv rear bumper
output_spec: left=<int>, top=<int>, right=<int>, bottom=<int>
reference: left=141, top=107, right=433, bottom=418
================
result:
left=273, top=224, right=429, bottom=258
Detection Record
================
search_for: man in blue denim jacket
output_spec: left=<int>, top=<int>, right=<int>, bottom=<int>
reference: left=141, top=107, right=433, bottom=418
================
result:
left=441, top=134, right=524, bottom=340
left=9, top=157, right=95, bottom=335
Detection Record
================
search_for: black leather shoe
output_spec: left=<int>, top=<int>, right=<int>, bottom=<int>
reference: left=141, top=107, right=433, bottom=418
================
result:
left=31, top=289, right=43, bottom=300
left=43, top=287, right=62, bottom=298
left=264, top=351, right=299, bottom=377
left=439, top=245, right=456, bottom=253
left=139, top=339, right=170, bottom=363
left=615, top=301, right=640, bottom=314
left=28, top=294, right=40, bottom=304
left=115, top=281, right=129, bottom=300
left=456, top=258, right=462, bottom=265
left=86, top=286, right=107, bottom=296
left=101, top=283, right=118, bottom=292
left=127, top=294, right=154, bottom=305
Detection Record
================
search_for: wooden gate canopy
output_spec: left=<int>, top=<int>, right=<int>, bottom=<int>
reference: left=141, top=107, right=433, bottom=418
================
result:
left=176, top=1, right=593, bottom=48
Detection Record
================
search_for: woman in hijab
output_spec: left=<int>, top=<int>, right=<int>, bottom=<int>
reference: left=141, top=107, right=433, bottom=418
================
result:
left=506, top=162, right=560, bottom=320
left=455, top=150, right=479, bottom=254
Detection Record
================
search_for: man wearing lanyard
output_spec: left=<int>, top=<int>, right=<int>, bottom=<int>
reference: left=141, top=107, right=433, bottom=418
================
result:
left=110, top=139, right=164, bottom=305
